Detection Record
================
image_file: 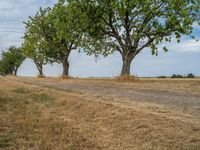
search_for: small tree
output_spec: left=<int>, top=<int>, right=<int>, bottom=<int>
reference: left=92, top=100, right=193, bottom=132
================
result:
left=22, top=9, right=50, bottom=77
left=187, top=73, right=195, bottom=78
left=23, top=4, right=81, bottom=77
left=0, top=46, right=25, bottom=76
left=70, top=0, right=200, bottom=76
left=171, top=74, right=184, bottom=78
left=0, top=59, right=8, bottom=76
left=22, top=43, right=47, bottom=77
left=42, top=3, right=80, bottom=77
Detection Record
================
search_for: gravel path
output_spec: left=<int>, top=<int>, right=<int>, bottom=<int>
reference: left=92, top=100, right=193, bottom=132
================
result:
left=10, top=77, right=200, bottom=109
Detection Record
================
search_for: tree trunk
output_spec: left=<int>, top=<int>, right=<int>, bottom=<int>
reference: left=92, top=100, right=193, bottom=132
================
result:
left=14, top=69, right=17, bottom=76
left=34, top=61, right=43, bottom=76
left=13, top=67, right=18, bottom=76
left=38, top=66, right=43, bottom=76
left=120, top=54, right=134, bottom=76
left=62, top=58, right=69, bottom=76
left=8, top=68, right=13, bottom=75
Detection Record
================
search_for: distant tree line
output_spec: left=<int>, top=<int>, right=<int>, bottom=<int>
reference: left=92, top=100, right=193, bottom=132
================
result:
left=157, top=73, right=196, bottom=78
left=171, top=73, right=196, bottom=78
left=0, top=0, right=200, bottom=77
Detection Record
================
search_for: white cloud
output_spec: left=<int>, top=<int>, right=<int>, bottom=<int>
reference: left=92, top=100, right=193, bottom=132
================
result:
left=158, top=38, right=200, bottom=53
left=168, top=40, right=200, bottom=52
left=192, top=22, right=200, bottom=29
left=0, top=0, right=56, bottom=50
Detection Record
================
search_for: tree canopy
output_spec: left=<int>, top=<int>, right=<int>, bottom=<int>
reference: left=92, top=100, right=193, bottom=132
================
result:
left=68, top=0, right=200, bottom=75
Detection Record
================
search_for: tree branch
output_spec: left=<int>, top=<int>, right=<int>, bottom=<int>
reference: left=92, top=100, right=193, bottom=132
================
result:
left=135, top=38, right=154, bottom=55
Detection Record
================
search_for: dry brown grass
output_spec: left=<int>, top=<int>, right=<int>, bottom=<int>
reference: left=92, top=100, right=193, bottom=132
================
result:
left=115, top=75, right=139, bottom=82
left=0, top=77, right=200, bottom=150
left=37, top=75, right=46, bottom=78
left=59, top=75, right=74, bottom=80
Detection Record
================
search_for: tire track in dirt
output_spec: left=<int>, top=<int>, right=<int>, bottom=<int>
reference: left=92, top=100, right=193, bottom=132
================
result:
left=7, top=77, right=200, bottom=119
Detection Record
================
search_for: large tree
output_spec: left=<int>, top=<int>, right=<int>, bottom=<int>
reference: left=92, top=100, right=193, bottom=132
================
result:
left=69, top=0, right=200, bottom=76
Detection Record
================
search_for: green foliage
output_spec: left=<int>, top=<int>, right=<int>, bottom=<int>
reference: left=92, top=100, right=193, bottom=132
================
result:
left=0, top=90, right=54, bottom=112
left=0, top=96, right=9, bottom=111
left=0, top=136, right=10, bottom=148
left=171, top=74, right=184, bottom=78
left=30, top=93, right=54, bottom=104
left=157, top=76, right=167, bottom=78
left=70, top=0, right=200, bottom=54
left=0, top=60, right=6, bottom=75
left=22, top=3, right=82, bottom=76
left=19, top=0, right=200, bottom=76
left=187, top=73, right=195, bottom=78
left=0, top=46, right=25, bottom=76
left=22, top=8, right=50, bottom=65
left=22, top=8, right=53, bottom=76
left=171, top=73, right=196, bottom=78
left=68, top=0, right=200, bottom=75
left=44, top=1, right=81, bottom=62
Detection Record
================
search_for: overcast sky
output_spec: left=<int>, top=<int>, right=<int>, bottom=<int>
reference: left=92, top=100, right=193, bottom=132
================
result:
left=0, top=0, right=200, bottom=77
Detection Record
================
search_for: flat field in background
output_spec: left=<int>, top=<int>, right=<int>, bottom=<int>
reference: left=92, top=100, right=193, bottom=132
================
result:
left=0, top=76, right=200, bottom=150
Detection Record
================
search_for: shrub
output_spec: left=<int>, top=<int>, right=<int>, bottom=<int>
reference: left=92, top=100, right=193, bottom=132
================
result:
left=157, top=76, right=167, bottom=78
left=187, top=73, right=195, bottom=78
left=171, top=74, right=184, bottom=78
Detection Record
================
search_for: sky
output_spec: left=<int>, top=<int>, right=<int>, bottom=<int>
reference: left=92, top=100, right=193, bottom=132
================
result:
left=0, top=0, right=200, bottom=77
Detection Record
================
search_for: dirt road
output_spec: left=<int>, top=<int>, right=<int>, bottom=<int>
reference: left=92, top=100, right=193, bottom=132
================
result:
left=8, top=77, right=200, bottom=117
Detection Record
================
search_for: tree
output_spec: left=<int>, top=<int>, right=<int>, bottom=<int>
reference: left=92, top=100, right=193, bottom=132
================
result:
left=0, top=60, right=5, bottom=76
left=41, top=2, right=81, bottom=77
left=187, top=73, right=195, bottom=78
left=69, top=0, right=200, bottom=76
left=0, top=46, right=25, bottom=76
left=22, top=9, right=50, bottom=77
left=171, top=74, right=184, bottom=78
left=22, top=42, right=47, bottom=77
left=23, top=3, right=81, bottom=77
left=0, top=59, right=9, bottom=76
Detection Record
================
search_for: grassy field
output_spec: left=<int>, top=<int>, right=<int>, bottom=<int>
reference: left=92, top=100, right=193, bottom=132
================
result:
left=0, top=77, right=200, bottom=150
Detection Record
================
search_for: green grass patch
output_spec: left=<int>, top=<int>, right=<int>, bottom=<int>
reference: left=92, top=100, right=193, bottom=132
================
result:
left=0, top=136, right=10, bottom=148
left=0, top=96, right=12, bottom=111
left=0, top=91, right=54, bottom=112
left=0, top=96, right=7, bottom=106
left=12, top=88, right=31, bottom=94
left=0, top=96, right=27, bottom=112
left=30, top=93, right=54, bottom=104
